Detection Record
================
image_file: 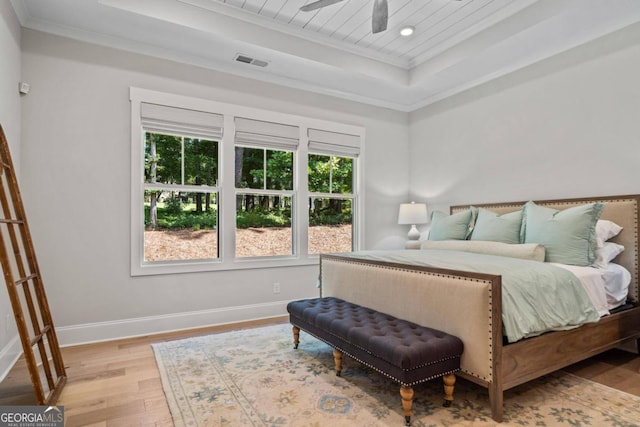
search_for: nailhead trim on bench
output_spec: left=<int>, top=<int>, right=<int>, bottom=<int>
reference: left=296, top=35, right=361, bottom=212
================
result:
left=287, top=297, right=463, bottom=385
left=299, top=326, right=460, bottom=387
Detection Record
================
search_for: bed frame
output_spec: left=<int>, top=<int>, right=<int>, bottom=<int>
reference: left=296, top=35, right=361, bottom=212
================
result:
left=319, top=194, right=640, bottom=422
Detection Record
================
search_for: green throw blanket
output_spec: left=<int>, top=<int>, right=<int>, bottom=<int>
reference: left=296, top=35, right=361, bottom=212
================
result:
left=334, top=249, right=600, bottom=342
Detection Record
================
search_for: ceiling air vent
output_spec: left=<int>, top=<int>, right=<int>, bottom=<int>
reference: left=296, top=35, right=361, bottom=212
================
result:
left=234, top=54, right=269, bottom=68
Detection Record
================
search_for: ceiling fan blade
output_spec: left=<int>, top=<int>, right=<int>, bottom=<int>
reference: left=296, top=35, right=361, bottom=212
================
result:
left=372, top=0, right=388, bottom=34
left=300, top=0, right=344, bottom=12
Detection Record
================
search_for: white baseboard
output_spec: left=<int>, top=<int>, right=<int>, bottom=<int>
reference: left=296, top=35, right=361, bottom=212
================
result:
left=56, top=300, right=290, bottom=347
left=0, top=301, right=289, bottom=378
left=0, top=334, right=22, bottom=383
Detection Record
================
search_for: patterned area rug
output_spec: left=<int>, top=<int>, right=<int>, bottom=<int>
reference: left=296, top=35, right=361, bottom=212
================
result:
left=152, top=324, right=640, bottom=426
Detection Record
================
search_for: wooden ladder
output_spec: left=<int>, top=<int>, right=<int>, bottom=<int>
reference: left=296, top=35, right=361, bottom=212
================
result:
left=0, top=125, right=66, bottom=404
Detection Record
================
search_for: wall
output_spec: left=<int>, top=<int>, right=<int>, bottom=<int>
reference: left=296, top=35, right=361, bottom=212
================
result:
left=409, top=22, right=640, bottom=213
left=0, top=1, right=22, bottom=380
left=18, top=9, right=639, bottom=357
left=20, top=29, right=409, bottom=345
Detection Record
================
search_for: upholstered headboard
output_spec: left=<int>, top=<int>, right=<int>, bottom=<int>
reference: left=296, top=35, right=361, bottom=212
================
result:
left=451, top=195, right=640, bottom=303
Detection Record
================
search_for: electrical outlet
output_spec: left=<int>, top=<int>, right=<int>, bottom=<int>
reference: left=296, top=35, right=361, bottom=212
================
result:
left=273, top=282, right=281, bottom=294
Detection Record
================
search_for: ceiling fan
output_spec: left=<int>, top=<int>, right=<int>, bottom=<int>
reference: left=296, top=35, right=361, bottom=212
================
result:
left=300, top=0, right=389, bottom=34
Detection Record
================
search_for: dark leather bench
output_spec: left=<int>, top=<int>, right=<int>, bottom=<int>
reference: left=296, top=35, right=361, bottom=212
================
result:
left=287, top=297, right=463, bottom=426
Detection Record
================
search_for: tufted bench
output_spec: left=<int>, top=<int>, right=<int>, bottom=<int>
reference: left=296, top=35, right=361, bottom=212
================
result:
left=286, top=297, right=463, bottom=426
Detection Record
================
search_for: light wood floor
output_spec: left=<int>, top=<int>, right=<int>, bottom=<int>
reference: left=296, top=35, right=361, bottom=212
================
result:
left=1, top=317, right=638, bottom=426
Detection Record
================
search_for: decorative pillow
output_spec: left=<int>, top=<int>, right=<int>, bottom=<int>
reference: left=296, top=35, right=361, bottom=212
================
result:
left=522, top=201, right=605, bottom=266
left=470, top=208, right=522, bottom=244
left=594, top=242, right=624, bottom=269
left=428, top=209, right=476, bottom=241
left=421, top=240, right=545, bottom=262
left=595, top=220, right=623, bottom=248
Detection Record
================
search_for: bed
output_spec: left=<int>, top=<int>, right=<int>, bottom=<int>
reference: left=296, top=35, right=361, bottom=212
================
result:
left=319, top=194, right=640, bottom=422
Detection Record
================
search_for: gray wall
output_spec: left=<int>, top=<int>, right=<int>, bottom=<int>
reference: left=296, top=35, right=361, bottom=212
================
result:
left=0, top=0, right=22, bottom=378
left=19, top=29, right=409, bottom=345
left=8, top=11, right=640, bottom=370
left=409, top=23, right=640, bottom=213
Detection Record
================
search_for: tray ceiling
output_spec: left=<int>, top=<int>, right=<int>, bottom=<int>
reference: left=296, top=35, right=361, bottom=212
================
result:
left=180, top=0, right=537, bottom=68
left=11, top=0, right=640, bottom=111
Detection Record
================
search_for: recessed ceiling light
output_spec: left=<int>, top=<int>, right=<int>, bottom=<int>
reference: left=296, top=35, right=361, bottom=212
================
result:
left=400, top=26, right=414, bottom=37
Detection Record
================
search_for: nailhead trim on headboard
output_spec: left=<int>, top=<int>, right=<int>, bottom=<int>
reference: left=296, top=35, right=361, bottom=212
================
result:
left=450, top=195, right=640, bottom=303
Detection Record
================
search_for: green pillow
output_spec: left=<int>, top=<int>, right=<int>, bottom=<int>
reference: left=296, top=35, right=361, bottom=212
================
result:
left=428, top=208, right=476, bottom=241
left=522, top=201, right=604, bottom=266
left=470, top=208, right=523, bottom=244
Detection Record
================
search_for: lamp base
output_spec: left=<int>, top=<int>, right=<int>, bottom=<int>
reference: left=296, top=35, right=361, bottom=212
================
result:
left=407, top=225, right=421, bottom=241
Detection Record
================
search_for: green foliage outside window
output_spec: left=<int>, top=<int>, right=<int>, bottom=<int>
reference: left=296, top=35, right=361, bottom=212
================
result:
left=145, top=133, right=218, bottom=230
left=235, top=147, right=293, bottom=190
left=308, top=154, right=353, bottom=226
left=144, top=132, right=354, bottom=230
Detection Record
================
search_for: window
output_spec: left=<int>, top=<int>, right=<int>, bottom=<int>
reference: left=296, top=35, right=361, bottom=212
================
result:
left=140, top=103, right=221, bottom=265
left=308, top=154, right=354, bottom=254
left=307, top=129, right=359, bottom=254
left=144, top=135, right=218, bottom=262
left=130, top=88, right=364, bottom=275
left=234, top=118, right=298, bottom=258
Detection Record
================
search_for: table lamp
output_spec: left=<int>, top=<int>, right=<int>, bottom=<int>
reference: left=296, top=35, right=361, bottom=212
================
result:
left=398, top=201, right=428, bottom=241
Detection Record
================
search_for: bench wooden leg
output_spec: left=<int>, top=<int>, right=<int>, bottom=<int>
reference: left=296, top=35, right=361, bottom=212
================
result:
left=442, top=373, right=456, bottom=407
left=292, top=326, right=300, bottom=349
left=400, top=385, right=413, bottom=426
left=333, top=348, right=343, bottom=376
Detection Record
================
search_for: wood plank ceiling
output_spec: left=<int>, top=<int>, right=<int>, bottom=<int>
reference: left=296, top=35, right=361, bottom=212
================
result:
left=195, top=0, right=536, bottom=67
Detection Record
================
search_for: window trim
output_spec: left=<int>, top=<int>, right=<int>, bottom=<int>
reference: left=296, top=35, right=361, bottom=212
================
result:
left=130, top=87, right=365, bottom=276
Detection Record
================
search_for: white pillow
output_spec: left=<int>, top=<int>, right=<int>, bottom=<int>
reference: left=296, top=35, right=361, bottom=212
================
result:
left=596, top=220, right=623, bottom=248
left=594, top=242, right=624, bottom=269
left=420, top=240, right=545, bottom=262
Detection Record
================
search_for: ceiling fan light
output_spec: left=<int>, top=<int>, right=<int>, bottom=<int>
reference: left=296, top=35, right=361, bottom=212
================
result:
left=400, top=26, right=415, bottom=37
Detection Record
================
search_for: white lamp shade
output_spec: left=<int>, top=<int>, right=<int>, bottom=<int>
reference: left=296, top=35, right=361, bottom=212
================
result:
left=398, top=202, right=428, bottom=225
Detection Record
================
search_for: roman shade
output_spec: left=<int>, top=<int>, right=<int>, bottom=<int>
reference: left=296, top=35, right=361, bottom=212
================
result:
left=308, top=128, right=360, bottom=157
left=141, top=102, right=223, bottom=140
left=234, top=117, right=299, bottom=150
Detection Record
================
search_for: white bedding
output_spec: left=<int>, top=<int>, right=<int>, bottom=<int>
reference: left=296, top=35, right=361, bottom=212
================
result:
left=552, top=263, right=631, bottom=316
left=601, top=263, right=631, bottom=309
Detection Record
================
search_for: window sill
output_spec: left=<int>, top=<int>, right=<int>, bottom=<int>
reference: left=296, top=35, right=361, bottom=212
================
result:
left=131, top=255, right=320, bottom=276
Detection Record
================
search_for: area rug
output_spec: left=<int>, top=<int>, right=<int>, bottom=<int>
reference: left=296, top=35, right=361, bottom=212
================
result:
left=152, top=323, right=640, bottom=426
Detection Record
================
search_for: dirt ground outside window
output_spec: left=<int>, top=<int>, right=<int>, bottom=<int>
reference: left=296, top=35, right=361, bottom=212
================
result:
left=144, top=224, right=352, bottom=261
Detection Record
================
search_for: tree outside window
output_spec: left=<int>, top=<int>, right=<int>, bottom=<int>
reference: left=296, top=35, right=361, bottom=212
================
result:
left=235, top=146, right=294, bottom=257
left=308, top=154, right=354, bottom=254
left=143, top=132, right=219, bottom=262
